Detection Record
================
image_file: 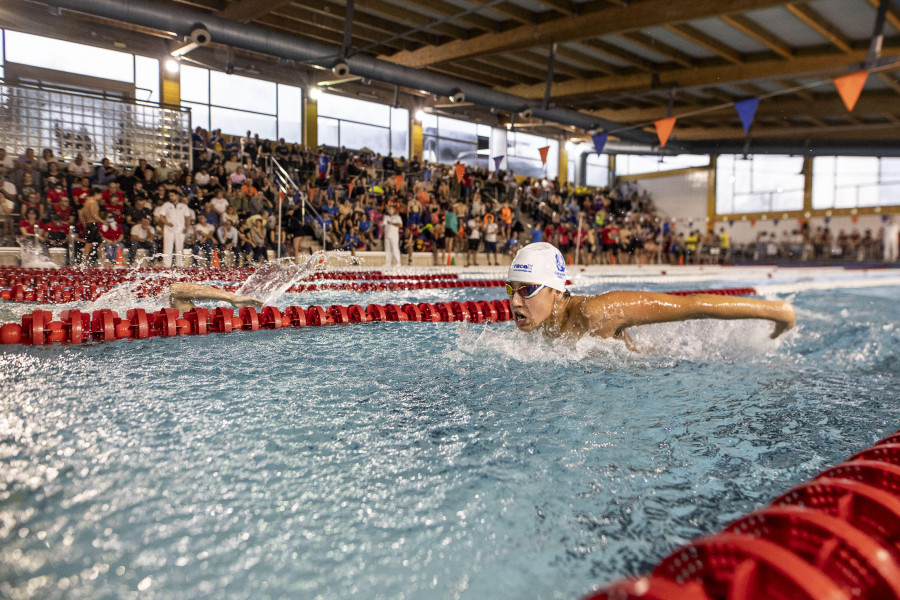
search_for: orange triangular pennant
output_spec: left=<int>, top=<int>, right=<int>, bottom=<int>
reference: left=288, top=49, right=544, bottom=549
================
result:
left=538, top=146, right=550, bottom=165
left=833, top=71, right=868, bottom=112
left=654, top=117, right=677, bottom=148
left=348, top=182, right=355, bottom=197
left=394, top=174, right=404, bottom=189
left=455, top=163, right=465, bottom=183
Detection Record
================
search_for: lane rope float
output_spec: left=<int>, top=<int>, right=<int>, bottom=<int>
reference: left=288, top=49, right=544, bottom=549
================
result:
left=584, top=429, right=900, bottom=600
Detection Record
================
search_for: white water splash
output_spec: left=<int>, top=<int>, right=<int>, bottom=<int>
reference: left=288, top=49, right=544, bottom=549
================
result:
left=235, top=252, right=331, bottom=306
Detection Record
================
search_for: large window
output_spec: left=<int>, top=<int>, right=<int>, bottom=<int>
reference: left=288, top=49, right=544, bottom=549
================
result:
left=585, top=153, right=610, bottom=188
left=507, top=131, right=558, bottom=179
left=422, top=115, right=491, bottom=169
left=716, top=154, right=804, bottom=214
left=3, top=29, right=159, bottom=103
left=812, top=156, right=900, bottom=209
left=317, top=93, right=408, bottom=157
left=180, top=65, right=302, bottom=142
left=615, top=153, right=709, bottom=176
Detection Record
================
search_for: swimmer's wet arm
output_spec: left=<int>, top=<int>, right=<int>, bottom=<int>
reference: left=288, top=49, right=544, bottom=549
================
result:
left=588, top=291, right=795, bottom=338
left=169, top=283, right=263, bottom=309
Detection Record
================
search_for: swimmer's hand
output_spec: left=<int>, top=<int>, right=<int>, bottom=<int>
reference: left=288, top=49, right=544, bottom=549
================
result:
left=230, top=295, right=264, bottom=309
left=770, top=303, right=796, bottom=339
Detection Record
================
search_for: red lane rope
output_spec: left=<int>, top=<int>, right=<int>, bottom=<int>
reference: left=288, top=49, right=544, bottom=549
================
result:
left=0, top=300, right=514, bottom=345
left=584, top=432, right=900, bottom=600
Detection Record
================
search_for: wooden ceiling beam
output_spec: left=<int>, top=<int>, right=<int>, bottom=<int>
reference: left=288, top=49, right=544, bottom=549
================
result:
left=720, top=14, right=792, bottom=59
left=352, top=0, right=471, bottom=40
left=269, top=6, right=437, bottom=50
left=585, top=92, right=900, bottom=123
left=866, top=0, right=900, bottom=33
left=502, top=48, right=880, bottom=99
left=665, top=23, right=743, bottom=64
left=553, top=46, right=617, bottom=74
left=878, top=72, right=900, bottom=96
left=578, top=39, right=658, bottom=72
left=786, top=3, right=853, bottom=53
left=506, top=49, right=593, bottom=78
left=395, top=0, right=502, bottom=34
left=620, top=31, right=695, bottom=67
left=219, top=0, right=295, bottom=23
left=670, top=121, right=900, bottom=140
left=533, top=0, right=578, bottom=17
left=382, top=0, right=790, bottom=67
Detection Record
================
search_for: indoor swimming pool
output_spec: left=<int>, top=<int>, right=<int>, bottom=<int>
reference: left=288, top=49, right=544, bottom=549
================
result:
left=1, top=265, right=899, bottom=599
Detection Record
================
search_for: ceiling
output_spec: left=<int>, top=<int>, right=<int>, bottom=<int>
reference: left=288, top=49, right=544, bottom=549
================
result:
left=9, top=0, right=900, bottom=153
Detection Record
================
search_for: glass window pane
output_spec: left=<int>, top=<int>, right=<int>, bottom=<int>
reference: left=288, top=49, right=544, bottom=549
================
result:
left=211, top=106, right=276, bottom=138
left=135, top=56, right=159, bottom=103
left=422, top=114, right=438, bottom=137
left=880, top=183, right=900, bottom=205
left=210, top=71, right=276, bottom=114
left=858, top=184, right=880, bottom=207
left=436, top=138, right=477, bottom=165
left=812, top=156, right=835, bottom=209
left=716, top=155, right=735, bottom=214
left=437, top=116, right=477, bottom=142
left=277, top=84, right=302, bottom=143
left=567, top=159, right=576, bottom=184
left=586, top=153, right=609, bottom=188
left=318, top=116, right=339, bottom=147
left=390, top=107, right=409, bottom=158
left=835, top=156, right=879, bottom=188
left=338, top=120, right=389, bottom=155
left=318, top=93, right=390, bottom=127
left=422, top=134, right=437, bottom=162
left=180, top=65, right=209, bottom=103
left=182, top=101, right=209, bottom=131
left=5, top=31, right=134, bottom=82
left=881, top=157, right=900, bottom=182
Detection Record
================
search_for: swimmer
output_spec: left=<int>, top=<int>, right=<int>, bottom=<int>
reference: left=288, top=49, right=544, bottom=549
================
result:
left=169, top=282, right=263, bottom=313
left=507, top=243, right=795, bottom=348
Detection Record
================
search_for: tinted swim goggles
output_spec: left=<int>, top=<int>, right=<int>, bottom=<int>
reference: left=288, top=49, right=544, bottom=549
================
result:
left=505, top=283, right=545, bottom=299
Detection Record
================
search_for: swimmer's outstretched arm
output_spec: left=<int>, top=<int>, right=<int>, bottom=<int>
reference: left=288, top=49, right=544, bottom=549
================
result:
left=169, top=282, right=264, bottom=313
left=584, top=291, right=796, bottom=339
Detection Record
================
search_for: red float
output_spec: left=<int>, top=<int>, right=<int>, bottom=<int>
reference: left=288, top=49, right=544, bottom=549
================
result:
left=283, top=306, right=307, bottom=327
left=239, top=306, right=260, bottom=331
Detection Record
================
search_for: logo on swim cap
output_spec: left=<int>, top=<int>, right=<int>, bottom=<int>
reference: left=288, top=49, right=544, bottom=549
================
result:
left=512, top=263, right=533, bottom=273
left=555, top=253, right=565, bottom=276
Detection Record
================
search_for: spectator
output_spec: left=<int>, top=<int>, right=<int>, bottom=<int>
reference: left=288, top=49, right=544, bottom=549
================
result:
left=129, top=215, right=157, bottom=264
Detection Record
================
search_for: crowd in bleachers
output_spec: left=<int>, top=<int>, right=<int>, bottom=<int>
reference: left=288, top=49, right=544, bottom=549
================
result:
left=1, top=128, right=894, bottom=268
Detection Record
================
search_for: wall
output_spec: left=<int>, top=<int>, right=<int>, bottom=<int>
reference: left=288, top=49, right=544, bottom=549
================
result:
left=633, top=170, right=709, bottom=225
left=720, top=214, right=889, bottom=246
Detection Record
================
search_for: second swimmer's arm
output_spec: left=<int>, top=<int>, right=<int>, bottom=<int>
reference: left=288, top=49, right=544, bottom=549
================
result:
left=589, top=291, right=796, bottom=339
left=170, top=282, right=263, bottom=309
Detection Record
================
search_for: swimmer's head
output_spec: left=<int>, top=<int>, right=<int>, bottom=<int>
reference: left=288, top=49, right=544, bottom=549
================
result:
left=507, top=242, right=567, bottom=293
left=506, top=242, right=568, bottom=332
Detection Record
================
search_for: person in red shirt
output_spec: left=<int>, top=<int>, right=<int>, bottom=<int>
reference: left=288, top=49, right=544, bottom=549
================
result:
left=601, top=222, right=620, bottom=265
left=99, top=214, right=125, bottom=265
left=46, top=181, right=68, bottom=208
left=50, top=196, right=75, bottom=225
left=102, top=182, right=125, bottom=222
left=70, top=177, right=92, bottom=208
left=42, top=214, right=71, bottom=262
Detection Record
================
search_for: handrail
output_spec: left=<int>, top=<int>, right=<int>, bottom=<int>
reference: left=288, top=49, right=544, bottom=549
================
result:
left=267, top=156, right=327, bottom=256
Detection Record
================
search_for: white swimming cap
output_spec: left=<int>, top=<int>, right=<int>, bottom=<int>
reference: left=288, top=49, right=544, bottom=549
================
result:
left=507, top=242, right=567, bottom=292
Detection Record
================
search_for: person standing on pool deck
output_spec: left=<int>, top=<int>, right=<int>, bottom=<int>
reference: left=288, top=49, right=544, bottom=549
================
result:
left=383, top=204, right=403, bottom=267
left=884, top=217, right=899, bottom=262
left=506, top=242, right=795, bottom=345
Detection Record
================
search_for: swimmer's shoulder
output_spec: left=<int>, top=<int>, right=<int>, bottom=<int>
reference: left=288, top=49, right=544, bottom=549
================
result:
left=563, top=291, right=639, bottom=337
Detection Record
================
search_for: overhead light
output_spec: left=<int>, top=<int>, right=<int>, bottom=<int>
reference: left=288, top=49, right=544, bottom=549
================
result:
left=414, top=109, right=426, bottom=122
left=164, top=58, right=180, bottom=74
left=309, top=87, right=322, bottom=101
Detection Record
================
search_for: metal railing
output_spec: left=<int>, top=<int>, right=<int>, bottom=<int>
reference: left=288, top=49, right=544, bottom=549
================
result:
left=266, top=156, right=326, bottom=257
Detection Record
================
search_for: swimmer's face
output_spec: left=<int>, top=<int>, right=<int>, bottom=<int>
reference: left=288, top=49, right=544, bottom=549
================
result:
left=508, top=282, right=557, bottom=332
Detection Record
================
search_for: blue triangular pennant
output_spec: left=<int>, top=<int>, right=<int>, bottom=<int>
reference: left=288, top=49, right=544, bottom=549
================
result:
left=734, top=98, right=760, bottom=133
left=591, top=133, right=608, bottom=155
left=493, top=155, right=504, bottom=172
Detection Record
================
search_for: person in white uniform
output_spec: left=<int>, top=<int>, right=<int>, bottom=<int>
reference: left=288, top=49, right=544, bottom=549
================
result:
left=159, top=191, right=192, bottom=267
left=383, top=204, right=403, bottom=267
left=884, top=217, right=899, bottom=262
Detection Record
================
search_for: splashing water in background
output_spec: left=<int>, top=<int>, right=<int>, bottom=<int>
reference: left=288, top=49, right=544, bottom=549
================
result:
left=18, top=239, right=58, bottom=269
left=236, top=251, right=330, bottom=305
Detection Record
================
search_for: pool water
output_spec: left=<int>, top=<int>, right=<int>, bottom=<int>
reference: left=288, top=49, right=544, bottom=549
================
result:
left=2, top=269, right=899, bottom=599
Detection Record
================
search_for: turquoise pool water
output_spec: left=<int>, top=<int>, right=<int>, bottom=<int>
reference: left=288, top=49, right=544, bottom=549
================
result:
left=2, top=271, right=899, bottom=599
